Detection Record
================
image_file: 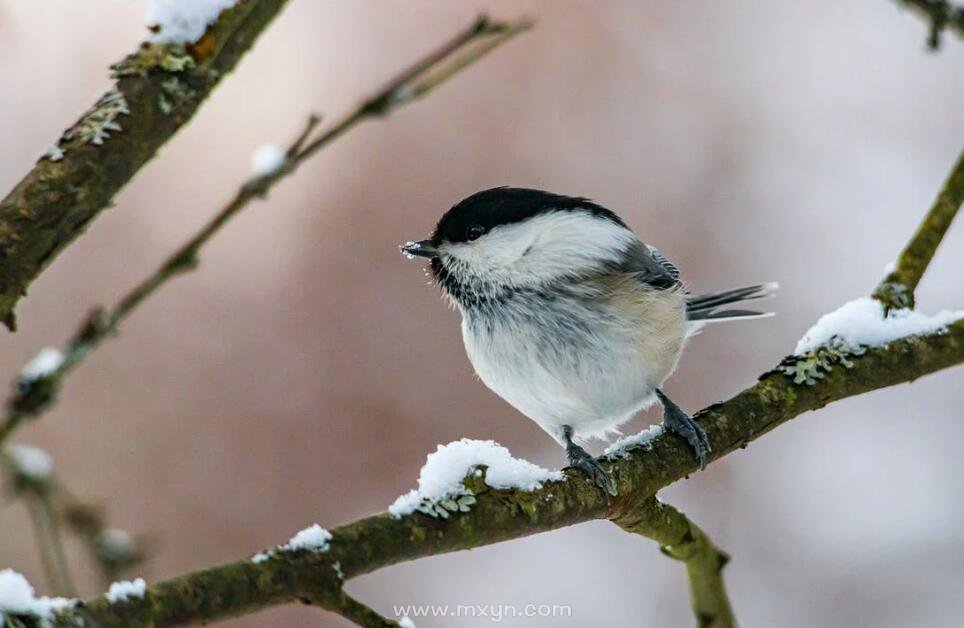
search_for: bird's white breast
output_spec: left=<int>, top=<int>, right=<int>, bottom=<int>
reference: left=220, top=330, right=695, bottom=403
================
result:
left=461, top=280, right=687, bottom=444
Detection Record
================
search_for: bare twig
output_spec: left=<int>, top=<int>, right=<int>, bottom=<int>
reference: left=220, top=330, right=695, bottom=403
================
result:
left=58, top=489, right=150, bottom=586
left=3, top=9, right=963, bottom=628
left=614, top=498, right=734, bottom=628
left=2, top=451, right=147, bottom=588
left=332, top=593, right=404, bottom=628
left=873, top=145, right=964, bottom=309
left=20, top=119, right=964, bottom=628
left=22, top=492, right=75, bottom=597
left=12, top=316, right=961, bottom=627
left=0, top=0, right=293, bottom=329
left=0, top=14, right=533, bottom=449
left=897, top=1, right=964, bottom=48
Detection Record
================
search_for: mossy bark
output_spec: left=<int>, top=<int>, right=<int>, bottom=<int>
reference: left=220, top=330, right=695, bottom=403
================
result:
left=0, top=0, right=290, bottom=330
left=614, top=498, right=734, bottom=628
left=874, top=145, right=964, bottom=308
left=25, top=319, right=963, bottom=627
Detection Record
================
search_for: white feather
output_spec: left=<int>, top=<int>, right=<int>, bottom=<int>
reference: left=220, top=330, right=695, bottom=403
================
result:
left=443, top=212, right=688, bottom=443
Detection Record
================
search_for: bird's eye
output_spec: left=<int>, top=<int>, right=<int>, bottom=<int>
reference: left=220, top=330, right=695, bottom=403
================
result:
left=466, top=225, right=485, bottom=241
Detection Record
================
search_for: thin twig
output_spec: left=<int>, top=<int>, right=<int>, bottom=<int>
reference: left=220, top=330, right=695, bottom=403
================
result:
left=332, top=593, right=404, bottom=628
left=2, top=451, right=147, bottom=588
left=613, top=498, right=734, bottom=628
left=897, top=0, right=964, bottom=48
left=23, top=493, right=74, bottom=596
left=36, top=138, right=964, bottom=628
left=873, top=145, right=964, bottom=309
left=24, top=316, right=964, bottom=627
left=0, top=14, right=533, bottom=449
left=39, top=491, right=77, bottom=597
left=0, top=0, right=293, bottom=328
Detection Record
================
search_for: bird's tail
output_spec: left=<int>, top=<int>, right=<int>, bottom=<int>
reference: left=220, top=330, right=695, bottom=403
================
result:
left=686, top=282, right=778, bottom=324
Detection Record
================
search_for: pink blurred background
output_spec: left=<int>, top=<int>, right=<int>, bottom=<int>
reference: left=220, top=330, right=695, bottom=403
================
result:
left=2, top=1, right=963, bottom=626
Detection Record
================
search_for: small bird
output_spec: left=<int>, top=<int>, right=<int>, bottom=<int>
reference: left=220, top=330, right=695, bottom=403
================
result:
left=402, top=187, right=775, bottom=495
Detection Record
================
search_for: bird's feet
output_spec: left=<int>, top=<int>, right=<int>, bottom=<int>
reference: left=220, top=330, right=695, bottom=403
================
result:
left=563, top=426, right=617, bottom=496
left=656, top=389, right=711, bottom=469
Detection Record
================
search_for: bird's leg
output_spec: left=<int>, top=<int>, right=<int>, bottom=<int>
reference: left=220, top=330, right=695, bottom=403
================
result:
left=563, top=425, right=617, bottom=496
left=655, top=389, right=711, bottom=469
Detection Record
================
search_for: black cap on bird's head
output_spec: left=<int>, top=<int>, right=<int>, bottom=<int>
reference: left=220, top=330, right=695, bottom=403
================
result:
left=401, top=187, right=635, bottom=306
left=400, top=187, right=626, bottom=259
left=432, top=187, right=625, bottom=245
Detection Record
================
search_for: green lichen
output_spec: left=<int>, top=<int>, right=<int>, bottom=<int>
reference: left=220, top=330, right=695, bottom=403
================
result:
left=62, top=88, right=130, bottom=146
left=110, top=43, right=195, bottom=78
left=158, top=76, right=199, bottom=115
left=876, top=281, right=912, bottom=309
left=42, top=146, right=65, bottom=162
left=778, top=338, right=866, bottom=385
left=505, top=491, right=540, bottom=520
left=414, top=491, right=477, bottom=519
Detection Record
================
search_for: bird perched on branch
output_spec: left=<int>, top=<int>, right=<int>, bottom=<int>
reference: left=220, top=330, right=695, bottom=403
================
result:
left=402, top=187, right=776, bottom=495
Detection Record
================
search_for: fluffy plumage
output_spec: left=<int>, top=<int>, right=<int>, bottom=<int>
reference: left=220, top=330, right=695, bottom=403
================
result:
left=408, top=187, right=774, bottom=446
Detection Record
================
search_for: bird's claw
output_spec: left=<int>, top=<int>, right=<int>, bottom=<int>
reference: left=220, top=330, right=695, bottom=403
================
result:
left=567, top=444, right=618, bottom=496
left=662, top=403, right=711, bottom=469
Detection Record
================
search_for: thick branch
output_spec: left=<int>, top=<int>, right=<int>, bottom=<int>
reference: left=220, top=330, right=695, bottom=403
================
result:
left=24, top=318, right=963, bottom=627
left=874, top=145, right=964, bottom=308
left=0, top=0, right=291, bottom=330
left=0, top=15, right=532, bottom=450
left=614, top=498, right=734, bottom=628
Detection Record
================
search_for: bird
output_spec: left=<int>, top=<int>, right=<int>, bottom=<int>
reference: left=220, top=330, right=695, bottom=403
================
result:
left=401, top=187, right=776, bottom=495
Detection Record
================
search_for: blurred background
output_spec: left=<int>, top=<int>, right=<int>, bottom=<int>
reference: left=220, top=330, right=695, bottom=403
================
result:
left=1, top=1, right=963, bottom=626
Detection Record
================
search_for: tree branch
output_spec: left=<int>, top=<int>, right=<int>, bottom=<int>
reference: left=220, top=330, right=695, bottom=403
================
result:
left=3, top=9, right=962, bottom=628
left=613, top=497, right=734, bottom=628
left=21, top=133, right=963, bottom=627
left=4, top=315, right=954, bottom=627
left=333, top=593, right=405, bottom=628
left=22, top=491, right=75, bottom=597
left=873, top=145, right=964, bottom=308
left=897, top=1, right=964, bottom=48
left=0, top=14, right=533, bottom=450
left=2, top=450, right=148, bottom=588
left=0, top=0, right=292, bottom=331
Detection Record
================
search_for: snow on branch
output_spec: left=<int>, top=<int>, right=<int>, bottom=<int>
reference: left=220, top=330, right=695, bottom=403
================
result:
left=26, top=316, right=964, bottom=627
left=388, top=439, right=562, bottom=519
left=144, top=0, right=241, bottom=44
left=0, top=13, right=533, bottom=454
left=1, top=6, right=962, bottom=628
left=0, top=0, right=291, bottom=331
left=794, top=297, right=963, bottom=355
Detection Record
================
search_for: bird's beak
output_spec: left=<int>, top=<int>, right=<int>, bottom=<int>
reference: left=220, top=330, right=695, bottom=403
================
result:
left=400, top=239, right=438, bottom=260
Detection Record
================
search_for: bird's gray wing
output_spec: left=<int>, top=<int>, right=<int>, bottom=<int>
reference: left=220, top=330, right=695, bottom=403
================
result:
left=645, top=244, right=681, bottom=282
left=616, top=240, right=682, bottom=290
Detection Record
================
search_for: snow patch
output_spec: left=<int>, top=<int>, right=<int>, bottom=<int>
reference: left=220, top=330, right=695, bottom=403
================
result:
left=143, top=0, right=240, bottom=44
left=399, top=618, right=417, bottom=628
left=250, top=144, right=286, bottom=175
left=0, top=569, right=74, bottom=625
left=282, top=524, right=332, bottom=552
left=794, top=297, right=964, bottom=355
left=105, top=579, right=146, bottom=604
left=98, top=529, right=134, bottom=560
left=388, top=439, right=563, bottom=518
left=603, top=424, right=665, bottom=460
left=7, top=445, right=53, bottom=479
left=252, top=524, right=332, bottom=563
left=20, top=348, right=64, bottom=381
